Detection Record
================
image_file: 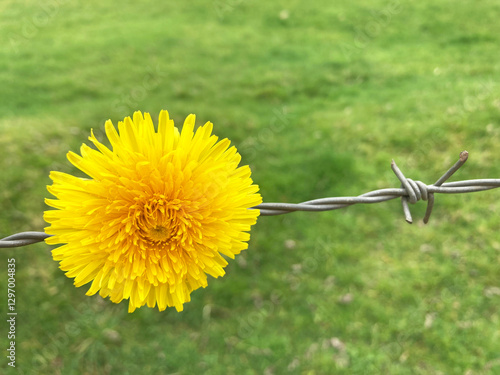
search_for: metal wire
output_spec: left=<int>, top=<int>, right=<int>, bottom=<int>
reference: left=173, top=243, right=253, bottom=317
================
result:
left=1, top=150, right=499, bottom=248
left=254, top=151, right=500, bottom=222
left=0, top=232, right=52, bottom=248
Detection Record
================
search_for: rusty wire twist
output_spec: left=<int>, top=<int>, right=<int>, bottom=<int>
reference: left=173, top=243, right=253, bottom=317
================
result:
left=1, top=151, right=500, bottom=248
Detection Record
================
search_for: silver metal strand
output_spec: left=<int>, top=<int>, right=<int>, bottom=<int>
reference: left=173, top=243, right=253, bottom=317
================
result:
left=1, top=150, right=499, bottom=248
left=0, top=232, right=52, bottom=248
left=254, top=151, right=500, bottom=222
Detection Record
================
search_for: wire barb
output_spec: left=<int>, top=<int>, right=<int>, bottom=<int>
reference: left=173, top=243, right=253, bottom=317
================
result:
left=1, top=151, right=499, bottom=248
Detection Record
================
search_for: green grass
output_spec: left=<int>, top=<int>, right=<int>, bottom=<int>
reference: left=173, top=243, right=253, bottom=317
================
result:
left=1, top=0, right=500, bottom=374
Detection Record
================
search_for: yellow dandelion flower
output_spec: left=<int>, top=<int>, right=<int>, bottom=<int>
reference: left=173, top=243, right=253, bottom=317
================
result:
left=44, top=110, right=262, bottom=312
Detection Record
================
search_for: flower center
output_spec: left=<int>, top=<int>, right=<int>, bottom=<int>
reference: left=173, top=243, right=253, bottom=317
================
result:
left=148, top=225, right=171, bottom=242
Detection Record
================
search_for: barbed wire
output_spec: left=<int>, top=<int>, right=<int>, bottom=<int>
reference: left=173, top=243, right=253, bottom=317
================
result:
left=255, top=150, right=500, bottom=221
left=0, top=232, right=52, bottom=248
left=1, top=151, right=499, bottom=248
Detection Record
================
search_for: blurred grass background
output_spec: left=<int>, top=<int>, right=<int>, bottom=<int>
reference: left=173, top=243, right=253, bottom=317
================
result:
left=1, top=0, right=500, bottom=374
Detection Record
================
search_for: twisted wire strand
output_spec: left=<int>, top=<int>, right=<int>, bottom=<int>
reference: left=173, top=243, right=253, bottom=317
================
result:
left=1, top=151, right=499, bottom=248
left=255, top=151, right=500, bottom=221
left=0, top=232, right=52, bottom=248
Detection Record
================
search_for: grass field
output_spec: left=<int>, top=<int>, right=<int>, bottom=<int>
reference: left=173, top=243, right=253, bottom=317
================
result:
left=1, top=0, right=500, bottom=374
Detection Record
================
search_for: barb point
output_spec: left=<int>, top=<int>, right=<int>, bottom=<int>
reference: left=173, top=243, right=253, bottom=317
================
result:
left=460, top=150, right=469, bottom=162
